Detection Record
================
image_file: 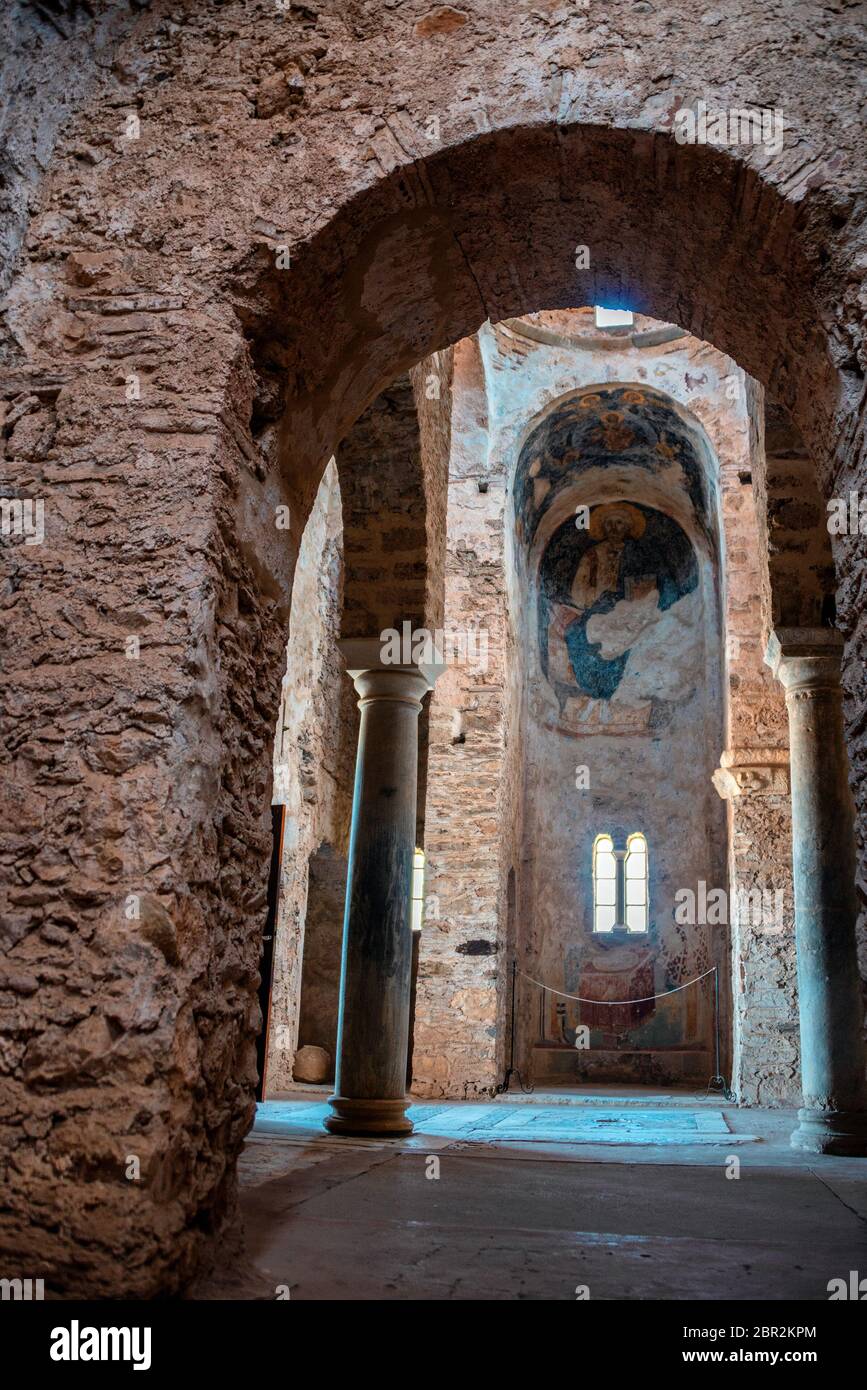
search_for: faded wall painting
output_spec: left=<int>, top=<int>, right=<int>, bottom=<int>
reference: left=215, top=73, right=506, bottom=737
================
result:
left=513, top=385, right=714, bottom=548
left=539, top=502, right=701, bottom=735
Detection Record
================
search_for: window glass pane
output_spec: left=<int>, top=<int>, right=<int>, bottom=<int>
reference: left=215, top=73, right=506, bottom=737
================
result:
left=596, top=848, right=616, bottom=878
left=625, top=851, right=645, bottom=878
left=626, top=878, right=645, bottom=905
left=411, top=848, right=425, bottom=931
left=595, top=306, right=634, bottom=328
left=595, top=905, right=616, bottom=933
left=626, top=904, right=647, bottom=932
left=596, top=878, right=616, bottom=906
left=413, top=848, right=425, bottom=888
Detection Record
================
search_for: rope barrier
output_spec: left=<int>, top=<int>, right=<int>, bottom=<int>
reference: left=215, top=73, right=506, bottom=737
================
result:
left=516, top=964, right=718, bottom=1006
left=497, top=956, right=733, bottom=1095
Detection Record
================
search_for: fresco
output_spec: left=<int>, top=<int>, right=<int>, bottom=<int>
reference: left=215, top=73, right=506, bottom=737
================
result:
left=513, top=385, right=713, bottom=550
left=538, top=501, right=701, bottom=735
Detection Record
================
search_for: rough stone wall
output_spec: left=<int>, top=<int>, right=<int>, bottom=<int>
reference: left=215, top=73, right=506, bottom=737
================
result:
left=336, top=361, right=450, bottom=638
left=265, top=459, right=353, bottom=1093
left=412, top=334, right=515, bottom=1097
left=336, top=360, right=451, bottom=857
left=337, top=374, right=428, bottom=638
left=834, top=497, right=867, bottom=1009
left=2, top=0, right=866, bottom=1294
left=411, top=349, right=453, bottom=638
left=0, top=265, right=300, bottom=1294
left=715, top=385, right=798, bottom=1105
left=754, top=401, right=838, bottom=631
left=748, top=396, right=865, bottom=1057
left=410, top=352, right=453, bottom=846
left=0, top=1, right=150, bottom=293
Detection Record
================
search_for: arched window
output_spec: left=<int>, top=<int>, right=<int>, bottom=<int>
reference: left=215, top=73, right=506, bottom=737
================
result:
left=410, top=847, right=426, bottom=932
left=624, top=832, right=649, bottom=933
left=593, top=833, right=649, bottom=934
left=593, top=834, right=618, bottom=933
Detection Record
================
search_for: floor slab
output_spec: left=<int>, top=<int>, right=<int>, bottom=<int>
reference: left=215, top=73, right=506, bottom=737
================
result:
left=196, top=1094, right=867, bottom=1301
left=255, top=1098, right=757, bottom=1144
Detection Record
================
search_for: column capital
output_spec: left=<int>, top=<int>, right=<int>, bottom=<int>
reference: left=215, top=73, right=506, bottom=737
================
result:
left=712, top=747, right=790, bottom=800
left=338, top=637, right=445, bottom=705
left=764, top=627, right=844, bottom=695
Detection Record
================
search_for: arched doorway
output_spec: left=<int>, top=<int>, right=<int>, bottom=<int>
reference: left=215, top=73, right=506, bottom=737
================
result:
left=5, top=24, right=865, bottom=1284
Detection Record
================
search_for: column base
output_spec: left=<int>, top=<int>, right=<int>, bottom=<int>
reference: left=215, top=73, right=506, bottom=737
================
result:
left=790, top=1107, right=867, bottom=1156
left=324, top=1095, right=413, bottom=1137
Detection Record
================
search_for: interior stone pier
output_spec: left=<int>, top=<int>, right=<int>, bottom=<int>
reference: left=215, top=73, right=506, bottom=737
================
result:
left=325, top=640, right=439, bottom=1136
left=712, top=748, right=796, bottom=1105
left=766, top=628, right=867, bottom=1154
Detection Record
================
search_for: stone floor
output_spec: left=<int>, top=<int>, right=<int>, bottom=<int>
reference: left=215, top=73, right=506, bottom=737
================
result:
left=196, top=1087, right=867, bottom=1301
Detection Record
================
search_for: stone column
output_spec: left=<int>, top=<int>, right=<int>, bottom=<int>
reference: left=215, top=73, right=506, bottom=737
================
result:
left=765, top=628, right=867, bottom=1153
left=325, top=639, right=441, bottom=1136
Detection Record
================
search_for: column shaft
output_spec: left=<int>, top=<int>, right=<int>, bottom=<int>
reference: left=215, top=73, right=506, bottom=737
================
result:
left=767, top=628, right=867, bottom=1153
left=326, top=644, right=437, bottom=1136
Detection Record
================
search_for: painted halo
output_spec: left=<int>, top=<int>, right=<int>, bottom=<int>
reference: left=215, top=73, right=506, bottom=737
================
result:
left=587, top=501, right=647, bottom=539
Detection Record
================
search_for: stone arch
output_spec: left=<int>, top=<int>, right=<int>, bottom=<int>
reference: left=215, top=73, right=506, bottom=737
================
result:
left=224, top=121, right=861, bottom=520
left=3, top=8, right=867, bottom=1291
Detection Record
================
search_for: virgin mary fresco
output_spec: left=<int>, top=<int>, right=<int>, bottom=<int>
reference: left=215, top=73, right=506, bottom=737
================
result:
left=539, top=501, right=701, bottom=733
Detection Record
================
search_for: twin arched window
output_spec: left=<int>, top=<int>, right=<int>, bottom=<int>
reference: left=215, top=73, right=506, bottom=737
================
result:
left=593, top=833, right=649, bottom=933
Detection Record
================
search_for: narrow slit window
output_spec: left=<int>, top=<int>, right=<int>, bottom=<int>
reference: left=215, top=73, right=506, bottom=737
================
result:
left=624, top=832, right=649, bottom=933
left=593, top=832, right=649, bottom=933
left=410, top=847, right=425, bottom=932
left=594, top=306, right=634, bottom=329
